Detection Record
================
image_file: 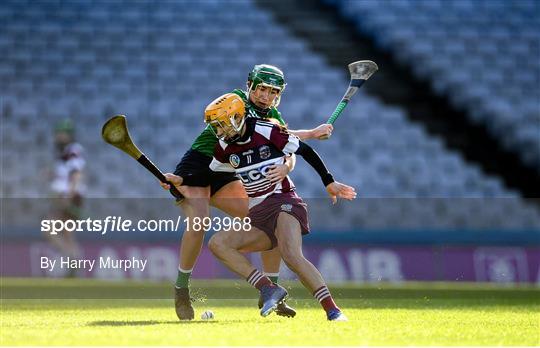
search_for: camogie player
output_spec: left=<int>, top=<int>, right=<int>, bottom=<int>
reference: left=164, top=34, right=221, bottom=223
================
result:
left=46, top=120, right=85, bottom=276
left=161, top=65, right=333, bottom=320
left=203, top=93, right=354, bottom=320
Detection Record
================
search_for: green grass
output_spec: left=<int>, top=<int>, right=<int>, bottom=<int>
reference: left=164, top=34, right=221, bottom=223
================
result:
left=1, top=278, right=539, bottom=346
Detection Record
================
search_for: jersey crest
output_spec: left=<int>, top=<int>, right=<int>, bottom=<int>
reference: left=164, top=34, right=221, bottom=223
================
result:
left=229, top=154, right=241, bottom=168
left=259, top=145, right=271, bottom=160
left=210, top=119, right=299, bottom=206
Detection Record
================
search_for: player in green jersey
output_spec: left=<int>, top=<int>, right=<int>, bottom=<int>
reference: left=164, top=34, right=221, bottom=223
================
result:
left=162, top=64, right=333, bottom=320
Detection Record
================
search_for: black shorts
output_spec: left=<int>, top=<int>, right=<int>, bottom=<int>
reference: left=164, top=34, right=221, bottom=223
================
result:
left=173, top=148, right=240, bottom=196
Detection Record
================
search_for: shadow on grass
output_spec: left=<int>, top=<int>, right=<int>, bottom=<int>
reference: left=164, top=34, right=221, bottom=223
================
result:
left=88, top=319, right=246, bottom=326
left=3, top=285, right=539, bottom=303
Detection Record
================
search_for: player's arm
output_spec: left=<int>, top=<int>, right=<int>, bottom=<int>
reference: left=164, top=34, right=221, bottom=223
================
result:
left=161, top=125, right=216, bottom=191
left=269, top=110, right=332, bottom=141
left=294, top=141, right=356, bottom=203
left=265, top=114, right=297, bottom=183
left=266, top=124, right=355, bottom=203
left=295, top=142, right=333, bottom=185
left=159, top=174, right=183, bottom=191
left=285, top=154, right=296, bottom=172
left=288, top=124, right=333, bottom=141
left=267, top=154, right=296, bottom=183
left=161, top=159, right=233, bottom=195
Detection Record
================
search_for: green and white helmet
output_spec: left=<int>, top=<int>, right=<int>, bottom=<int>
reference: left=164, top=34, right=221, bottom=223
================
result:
left=55, top=119, right=75, bottom=134
left=247, top=64, right=286, bottom=108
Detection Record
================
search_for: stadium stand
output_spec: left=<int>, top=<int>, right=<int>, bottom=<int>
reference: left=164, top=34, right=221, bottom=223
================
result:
left=1, top=0, right=539, bottom=231
left=326, top=0, right=540, bottom=168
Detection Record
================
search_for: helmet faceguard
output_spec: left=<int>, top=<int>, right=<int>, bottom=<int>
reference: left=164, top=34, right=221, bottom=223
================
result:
left=247, top=64, right=287, bottom=110
left=204, top=93, right=246, bottom=143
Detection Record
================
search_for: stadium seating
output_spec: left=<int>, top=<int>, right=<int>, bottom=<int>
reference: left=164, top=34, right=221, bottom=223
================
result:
left=1, top=0, right=539, bottom=230
left=326, top=0, right=540, bottom=167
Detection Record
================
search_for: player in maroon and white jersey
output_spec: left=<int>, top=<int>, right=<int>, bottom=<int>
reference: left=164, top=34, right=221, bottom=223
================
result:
left=209, top=120, right=299, bottom=206
left=46, top=120, right=85, bottom=275
left=204, top=93, right=354, bottom=321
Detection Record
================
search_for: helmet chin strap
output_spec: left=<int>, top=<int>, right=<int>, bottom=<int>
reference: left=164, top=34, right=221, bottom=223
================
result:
left=251, top=102, right=271, bottom=115
left=221, top=114, right=246, bottom=143
left=273, top=94, right=282, bottom=108
left=230, top=113, right=245, bottom=134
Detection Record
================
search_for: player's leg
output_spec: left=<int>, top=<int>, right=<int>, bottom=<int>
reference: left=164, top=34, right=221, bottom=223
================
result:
left=45, top=198, right=82, bottom=277
left=260, top=249, right=281, bottom=282
left=63, top=195, right=83, bottom=263
left=275, top=213, right=324, bottom=290
left=209, top=179, right=248, bottom=217
left=208, top=227, right=288, bottom=317
left=177, top=185, right=211, bottom=275
left=210, top=181, right=283, bottom=280
left=172, top=149, right=213, bottom=285
left=169, top=149, right=216, bottom=320
left=210, top=178, right=296, bottom=317
left=275, top=212, right=347, bottom=321
left=257, top=247, right=296, bottom=317
left=173, top=185, right=211, bottom=321
left=208, top=226, right=270, bottom=276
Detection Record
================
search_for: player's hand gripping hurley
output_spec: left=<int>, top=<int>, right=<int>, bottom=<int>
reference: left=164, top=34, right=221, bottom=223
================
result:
left=101, top=115, right=184, bottom=201
left=326, top=60, right=378, bottom=125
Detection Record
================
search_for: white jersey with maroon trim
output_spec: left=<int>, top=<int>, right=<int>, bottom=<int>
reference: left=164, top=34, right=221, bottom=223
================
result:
left=210, top=119, right=299, bottom=207
left=51, top=142, right=86, bottom=195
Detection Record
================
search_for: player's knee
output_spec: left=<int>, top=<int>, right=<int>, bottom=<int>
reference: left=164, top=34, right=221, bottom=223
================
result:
left=208, top=234, right=220, bottom=255
left=181, top=202, right=210, bottom=217
left=208, top=233, right=227, bottom=256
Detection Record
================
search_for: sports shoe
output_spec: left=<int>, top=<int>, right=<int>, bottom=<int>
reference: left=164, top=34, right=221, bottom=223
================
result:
left=174, top=287, right=194, bottom=320
left=327, top=309, right=348, bottom=321
left=259, top=284, right=288, bottom=317
left=258, top=295, right=297, bottom=318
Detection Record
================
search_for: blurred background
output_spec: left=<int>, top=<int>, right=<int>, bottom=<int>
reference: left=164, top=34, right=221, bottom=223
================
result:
left=1, top=0, right=539, bottom=285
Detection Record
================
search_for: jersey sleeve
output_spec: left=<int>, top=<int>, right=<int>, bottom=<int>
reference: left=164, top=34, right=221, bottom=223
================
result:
left=209, top=142, right=235, bottom=173
left=296, top=141, right=334, bottom=187
left=209, top=158, right=234, bottom=172
left=232, top=89, right=248, bottom=102
left=268, top=124, right=300, bottom=155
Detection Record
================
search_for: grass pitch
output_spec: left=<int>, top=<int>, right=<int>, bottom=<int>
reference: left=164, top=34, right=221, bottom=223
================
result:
left=1, top=278, right=539, bottom=346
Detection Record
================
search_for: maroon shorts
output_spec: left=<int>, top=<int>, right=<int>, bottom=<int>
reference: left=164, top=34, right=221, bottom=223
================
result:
left=248, top=191, right=310, bottom=249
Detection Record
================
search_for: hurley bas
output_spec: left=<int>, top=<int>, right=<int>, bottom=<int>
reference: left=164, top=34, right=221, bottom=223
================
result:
left=40, top=256, right=147, bottom=272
